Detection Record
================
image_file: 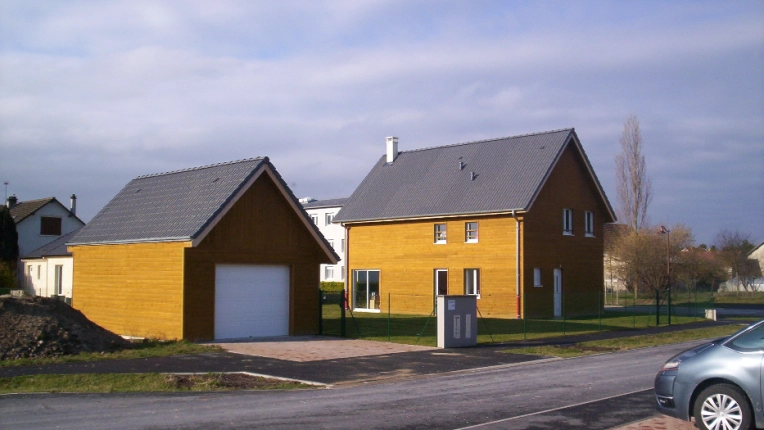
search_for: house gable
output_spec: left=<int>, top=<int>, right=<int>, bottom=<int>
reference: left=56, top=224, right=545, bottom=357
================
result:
left=522, top=141, right=610, bottom=317
left=184, top=172, right=335, bottom=339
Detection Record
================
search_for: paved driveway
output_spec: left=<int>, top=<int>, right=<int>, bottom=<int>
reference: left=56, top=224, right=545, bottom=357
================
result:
left=211, top=335, right=435, bottom=361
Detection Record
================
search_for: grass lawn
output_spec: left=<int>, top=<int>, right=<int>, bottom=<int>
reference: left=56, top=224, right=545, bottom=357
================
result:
left=0, top=373, right=311, bottom=394
left=0, top=340, right=222, bottom=368
left=322, top=307, right=718, bottom=347
left=504, top=323, right=747, bottom=358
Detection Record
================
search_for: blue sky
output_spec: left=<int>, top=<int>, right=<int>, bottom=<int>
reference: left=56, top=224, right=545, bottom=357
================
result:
left=1, top=1, right=762, bottom=246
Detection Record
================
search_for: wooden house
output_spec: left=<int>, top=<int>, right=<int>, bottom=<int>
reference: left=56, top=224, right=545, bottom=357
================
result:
left=69, top=157, right=338, bottom=340
left=333, top=129, right=616, bottom=318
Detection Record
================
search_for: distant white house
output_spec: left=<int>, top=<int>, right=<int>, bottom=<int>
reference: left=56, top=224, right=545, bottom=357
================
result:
left=21, top=229, right=81, bottom=301
left=7, top=194, right=85, bottom=291
left=300, top=197, right=347, bottom=283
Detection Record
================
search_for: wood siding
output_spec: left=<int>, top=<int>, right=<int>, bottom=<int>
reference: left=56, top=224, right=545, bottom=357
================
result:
left=71, top=241, right=189, bottom=339
left=183, top=172, right=331, bottom=340
left=346, top=215, right=519, bottom=317
left=523, top=143, right=609, bottom=318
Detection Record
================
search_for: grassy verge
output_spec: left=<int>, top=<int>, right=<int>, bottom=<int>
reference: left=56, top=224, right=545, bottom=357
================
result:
left=0, top=340, right=222, bottom=368
left=504, top=324, right=747, bottom=358
left=0, top=373, right=311, bottom=394
left=322, top=308, right=717, bottom=347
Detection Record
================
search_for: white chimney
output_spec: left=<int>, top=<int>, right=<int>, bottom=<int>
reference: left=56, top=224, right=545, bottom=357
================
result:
left=386, top=136, right=399, bottom=163
left=70, top=194, right=77, bottom=215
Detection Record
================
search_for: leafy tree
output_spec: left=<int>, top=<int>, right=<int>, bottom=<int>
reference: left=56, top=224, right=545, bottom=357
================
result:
left=612, top=224, right=693, bottom=295
left=615, top=115, right=652, bottom=233
left=673, top=246, right=728, bottom=293
left=0, top=206, right=18, bottom=263
left=715, top=229, right=761, bottom=291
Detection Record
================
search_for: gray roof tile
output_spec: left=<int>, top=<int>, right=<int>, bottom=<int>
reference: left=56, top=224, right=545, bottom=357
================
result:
left=70, top=158, right=267, bottom=245
left=334, top=129, right=613, bottom=223
left=302, top=197, right=348, bottom=209
left=23, top=228, right=82, bottom=259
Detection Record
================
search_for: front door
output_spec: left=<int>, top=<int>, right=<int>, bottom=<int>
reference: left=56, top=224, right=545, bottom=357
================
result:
left=554, top=268, right=562, bottom=317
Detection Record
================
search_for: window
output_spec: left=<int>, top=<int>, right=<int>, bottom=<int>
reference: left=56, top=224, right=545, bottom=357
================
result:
left=40, top=217, right=62, bottom=236
left=328, top=239, right=335, bottom=249
left=726, top=323, right=764, bottom=352
left=37, top=265, right=41, bottom=279
left=325, top=213, right=334, bottom=225
left=465, top=222, right=478, bottom=243
left=341, top=266, right=345, bottom=280
left=341, top=239, right=345, bottom=252
left=534, top=268, right=542, bottom=287
left=353, top=270, right=380, bottom=310
left=585, top=211, right=594, bottom=237
left=310, top=214, right=318, bottom=225
left=325, top=266, right=334, bottom=280
left=562, top=209, right=573, bottom=235
left=465, top=269, right=480, bottom=297
left=54, top=265, right=63, bottom=295
left=434, top=224, right=447, bottom=244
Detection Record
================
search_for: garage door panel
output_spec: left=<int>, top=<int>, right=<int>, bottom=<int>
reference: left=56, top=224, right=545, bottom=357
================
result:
left=214, top=264, right=290, bottom=339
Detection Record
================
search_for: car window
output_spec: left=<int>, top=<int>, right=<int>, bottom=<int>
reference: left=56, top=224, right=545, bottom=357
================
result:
left=726, top=324, right=764, bottom=353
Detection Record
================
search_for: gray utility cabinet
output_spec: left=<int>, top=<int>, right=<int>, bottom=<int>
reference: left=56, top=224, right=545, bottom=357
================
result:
left=436, top=295, right=478, bottom=348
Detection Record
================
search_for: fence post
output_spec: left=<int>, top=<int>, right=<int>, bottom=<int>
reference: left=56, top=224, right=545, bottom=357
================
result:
left=341, top=292, right=348, bottom=337
left=598, top=291, right=602, bottom=332
left=387, top=293, right=391, bottom=343
left=632, top=292, right=636, bottom=328
left=523, top=291, right=527, bottom=340
left=318, top=290, right=323, bottom=335
left=656, top=289, right=660, bottom=326
left=562, top=290, right=566, bottom=336
left=667, top=289, right=672, bottom=325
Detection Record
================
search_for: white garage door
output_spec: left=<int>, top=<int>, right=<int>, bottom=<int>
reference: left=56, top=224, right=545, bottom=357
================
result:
left=214, top=264, right=290, bottom=339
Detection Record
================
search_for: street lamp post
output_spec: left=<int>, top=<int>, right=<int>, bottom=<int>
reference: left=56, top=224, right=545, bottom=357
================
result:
left=660, top=226, right=671, bottom=324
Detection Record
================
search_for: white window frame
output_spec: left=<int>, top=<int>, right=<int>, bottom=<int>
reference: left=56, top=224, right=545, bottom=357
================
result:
left=563, top=208, right=573, bottom=236
left=534, top=268, right=543, bottom=287
left=328, top=239, right=334, bottom=250
left=325, top=213, right=334, bottom=226
left=465, top=222, right=478, bottom=243
left=465, top=269, right=480, bottom=298
left=310, top=214, right=318, bottom=225
left=585, top=211, right=594, bottom=237
left=341, top=266, right=345, bottom=280
left=434, top=223, right=447, bottom=244
left=55, top=265, right=63, bottom=295
left=325, top=265, right=334, bottom=280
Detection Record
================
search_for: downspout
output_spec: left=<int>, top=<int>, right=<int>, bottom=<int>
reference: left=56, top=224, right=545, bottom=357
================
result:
left=513, top=210, right=521, bottom=319
left=343, top=224, right=349, bottom=309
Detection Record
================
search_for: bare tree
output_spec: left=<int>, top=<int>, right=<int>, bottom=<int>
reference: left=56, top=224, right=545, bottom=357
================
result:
left=615, top=115, right=652, bottom=233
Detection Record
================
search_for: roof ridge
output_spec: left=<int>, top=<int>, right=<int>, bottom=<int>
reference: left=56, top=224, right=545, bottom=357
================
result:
left=135, top=157, right=267, bottom=179
left=14, top=197, right=55, bottom=205
left=402, top=128, right=573, bottom=154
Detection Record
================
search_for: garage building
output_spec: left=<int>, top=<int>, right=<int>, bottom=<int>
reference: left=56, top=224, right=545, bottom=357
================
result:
left=69, top=157, right=338, bottom=340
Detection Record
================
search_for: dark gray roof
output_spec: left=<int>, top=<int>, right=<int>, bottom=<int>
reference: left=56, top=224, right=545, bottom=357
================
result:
left=70, top=158, right=268, bottom=245
left=9, top=197, right=84, bottom=225
left=302, top=197, right=348, bottom=209
left=334, top=129, right=614, bottom=223
left=9, top=198, right=53, bottom=223
left=23, top=228, right=82, bottom=259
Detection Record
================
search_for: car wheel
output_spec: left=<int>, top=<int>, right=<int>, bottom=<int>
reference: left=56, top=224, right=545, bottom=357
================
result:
left=693, top=384, right=753, bottom=430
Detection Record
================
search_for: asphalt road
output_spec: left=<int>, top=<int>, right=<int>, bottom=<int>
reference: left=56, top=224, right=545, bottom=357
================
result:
left=0, top=340, right=703, bottom=430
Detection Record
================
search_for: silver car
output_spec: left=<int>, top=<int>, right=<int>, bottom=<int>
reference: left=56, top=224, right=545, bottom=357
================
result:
left=655, top=319, right=764, bottom=430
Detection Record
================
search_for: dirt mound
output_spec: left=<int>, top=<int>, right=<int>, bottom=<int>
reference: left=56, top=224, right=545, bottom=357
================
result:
left=0, top=295, right=131, bottom=360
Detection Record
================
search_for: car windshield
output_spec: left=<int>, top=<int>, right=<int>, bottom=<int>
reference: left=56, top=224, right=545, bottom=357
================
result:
left=725, top=321, right=764, bottom=353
